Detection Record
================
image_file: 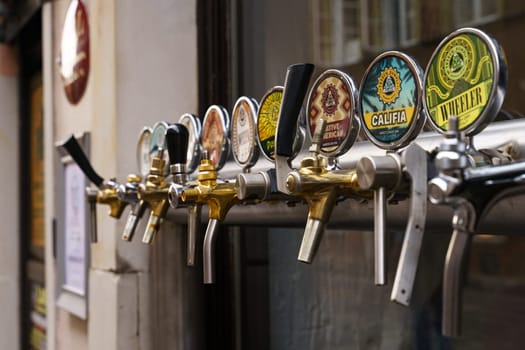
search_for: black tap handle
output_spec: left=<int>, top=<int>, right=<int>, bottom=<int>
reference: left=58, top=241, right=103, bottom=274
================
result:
left=166, top=123, right=189, bottom=165
left=276, top=63, right=314, bottom=158
left=61, top=135, right=104, bottom=187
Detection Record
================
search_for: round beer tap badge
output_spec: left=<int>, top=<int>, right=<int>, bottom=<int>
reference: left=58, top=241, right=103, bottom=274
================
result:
left=202, top=105, right=230, bottom=170
left=231, top=97, right=259, bottom=167
left=136, top=127, right=152, bottom=178
left=424, top=28, right=506, bottom=135
left=359, top=52, right=424, bottom=149
left=150, top=121, right=170, bottom=175
left=306, top=70, right=359, bottom=157
left=257, top=87, right=283, bottom=161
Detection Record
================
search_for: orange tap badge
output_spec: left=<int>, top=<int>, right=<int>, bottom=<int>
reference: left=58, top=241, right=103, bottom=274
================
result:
left=202, top=105, right=229, bottom=170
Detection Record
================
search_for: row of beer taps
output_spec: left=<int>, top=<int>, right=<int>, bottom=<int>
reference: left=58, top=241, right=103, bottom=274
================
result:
left=59, top=27, right=524, bottom=337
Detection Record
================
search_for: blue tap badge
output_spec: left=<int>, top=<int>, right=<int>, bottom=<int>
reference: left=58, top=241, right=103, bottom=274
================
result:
left=359, top=52, right=424, bottom=150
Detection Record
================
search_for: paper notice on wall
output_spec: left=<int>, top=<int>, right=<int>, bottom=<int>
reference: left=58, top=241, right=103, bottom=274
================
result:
left=63, top=162, right=86, bottom=296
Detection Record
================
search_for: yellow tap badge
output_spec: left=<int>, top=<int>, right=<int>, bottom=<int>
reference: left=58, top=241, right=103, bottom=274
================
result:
left=257, top=87, right=283, bottom=161
left=424, top=29, right=503, bottom=134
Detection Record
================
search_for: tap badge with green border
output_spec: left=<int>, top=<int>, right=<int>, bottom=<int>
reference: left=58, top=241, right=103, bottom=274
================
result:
left=257, top=87, right=283, bottom=161
left=307, top=69, right=359, bottom=157
left=359, top=52, right=423, bottom=149
left=424, top=28, right=507, bottom=135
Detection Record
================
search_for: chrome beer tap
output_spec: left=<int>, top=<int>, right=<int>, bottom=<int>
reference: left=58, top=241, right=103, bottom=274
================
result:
left=429, top=118, right=525, bottom=337
left=164, top=121, right=202, bottom=267
left=138, top=123, right=191, bottom=245
left=235, top=86, right=304, bottom=203
left=60, top=134, right=128, bottom=242
left=136, top=121, right=172, bottom=244
left=178, top=105, right=240, bottom=283
left=275, top=65, right=371, bottom=264
left=424, top=27, right=509, bottom=337
left=168, top=113, right=202, bottom=266
left=355, top=51, right=428, bottom=295
left=118, top=127, right=152, bottom=241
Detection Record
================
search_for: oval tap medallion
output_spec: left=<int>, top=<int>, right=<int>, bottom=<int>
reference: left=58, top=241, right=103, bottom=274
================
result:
left=150, top=121, right=170, bottom=175
left=136, top=127, right=152, bottom=178
left=306, top=69, right=360, bottom=157
left=231, top=97, right=259, bottom=168
left=202, top=105, right=230, bottom=170
left=359, top=51, right=425, bottom=149
left=257, top=87, right=283, bottom=161
left=423, top=27, right=507, bottom=136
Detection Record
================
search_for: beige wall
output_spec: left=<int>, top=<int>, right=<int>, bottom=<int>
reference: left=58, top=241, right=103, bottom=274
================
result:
left=45, top=0, right=198, bottom=349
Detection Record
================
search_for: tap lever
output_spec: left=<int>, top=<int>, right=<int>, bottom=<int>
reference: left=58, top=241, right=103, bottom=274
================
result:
left=276, top=64, right=314, bottom=194
left=61, top=134, right=104, bottom=187
left=276, top=63, right=314, bottom=158
left=391, top=143, right=428, bottom=304
left=166, top=123, right=189, bottom=167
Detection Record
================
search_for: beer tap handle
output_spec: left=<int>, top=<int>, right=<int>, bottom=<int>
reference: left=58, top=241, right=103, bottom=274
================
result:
left=203, top=218, right=220, bottom=284
left=275, top=63, right=314, bottom=193
left=391, top=143, right=428, bottom=305
left=167, top=124, right=196, bottom=264
left=442, top=203, right=475, bottom=337
left=61, top=134, right=104, bottom=187
left=186, top=204, right=201, bottom=266
left=166, top=124, right=189, bottom=167
left=276, top=63, right=314, bottom=158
